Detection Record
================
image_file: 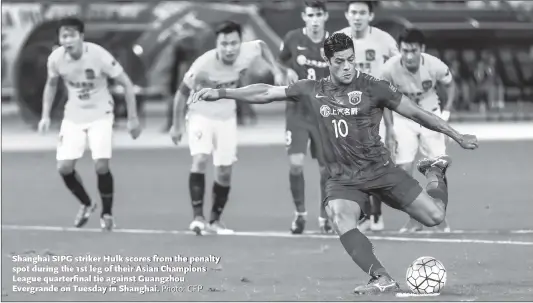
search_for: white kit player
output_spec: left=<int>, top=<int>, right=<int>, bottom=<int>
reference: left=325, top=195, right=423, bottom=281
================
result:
left=336, top=0, right=399, bottom=231
left=38, top=17, right=141, bottom=231
left=379, top=28, right=456, bottom=233
left=169, top=21, right=283, bottom=235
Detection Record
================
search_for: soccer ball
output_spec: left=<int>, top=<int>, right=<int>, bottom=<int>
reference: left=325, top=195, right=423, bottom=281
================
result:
left=405, top=256, right=447, bottom=294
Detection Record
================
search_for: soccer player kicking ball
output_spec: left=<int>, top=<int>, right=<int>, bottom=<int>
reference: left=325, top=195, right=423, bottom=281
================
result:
left=336, top=0, right=400, bottom=231
left=190, top=33, right=478, bottom=294
left=379, top=29, right=456, bottom=233
left=169, top=21, right=283, bottom=235
left=38, top=17, right=142, bottom=231
left=278, top=0, right=332, bottom=234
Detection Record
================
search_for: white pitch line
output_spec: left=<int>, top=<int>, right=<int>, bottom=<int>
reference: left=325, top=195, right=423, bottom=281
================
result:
left=3, top=225, right=533, bottom=246
left=396, top=292, right=440, bottom=298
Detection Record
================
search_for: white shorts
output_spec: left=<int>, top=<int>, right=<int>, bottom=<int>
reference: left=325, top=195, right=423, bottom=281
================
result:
left=187, top=114, right=237, bottom=166
left=393, top=109, right=446, bottom=164
left=56, top=116, right=114, bottom=161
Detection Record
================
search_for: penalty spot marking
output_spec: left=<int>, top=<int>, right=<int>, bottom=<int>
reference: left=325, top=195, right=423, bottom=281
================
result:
left=396, top=292, right=440, bottom=298
left=3, top=225, right=533, bottom=246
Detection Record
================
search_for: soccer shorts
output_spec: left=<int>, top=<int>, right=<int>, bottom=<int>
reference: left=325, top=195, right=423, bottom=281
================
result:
left=286, top=120, right=320, bottom=159
left=187, top=114, right=237, bottom=166
left=56, top=115, right=114, bottom=161
left=324, top=163, right=423, bottom=213
left=393, top=109, right=446, bottom=165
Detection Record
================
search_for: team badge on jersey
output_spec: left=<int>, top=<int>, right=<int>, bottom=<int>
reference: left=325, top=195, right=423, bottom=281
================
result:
left=422, top=80, right=433, bottom=91
left=365, top=49, right=376, bottom=61
left=320, top=105, right=331, bottom=117
left=347, top=91, right=363, bottom=106
left=85, top=69, right=95, bottom=80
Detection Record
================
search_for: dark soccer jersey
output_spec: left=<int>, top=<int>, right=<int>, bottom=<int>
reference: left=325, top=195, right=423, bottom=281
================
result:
left=285, top=72, right=403, bottom=184
left=279, top=28, right=329, bottom=122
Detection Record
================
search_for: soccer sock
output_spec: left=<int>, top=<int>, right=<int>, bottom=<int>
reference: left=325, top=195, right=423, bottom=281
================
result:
left=425, top=167, right=448, bottom=209
left=97, top=171, right=114, bottom=216
left=189, top=173, right=205, bottom=218
left=61, top=170, right=91, bottom=206
left=340, top=228, right=389, bottom=277
left=370, top=196, right=382, bottom=220
left=319, top=171, right=328, bottom=218
left=289, top=171, right=306, bottom=213
left=210, top=182, right=231, bottom=224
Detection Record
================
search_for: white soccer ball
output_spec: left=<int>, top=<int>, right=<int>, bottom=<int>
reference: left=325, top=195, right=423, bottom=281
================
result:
left=405, top=256, right=447, bottom=294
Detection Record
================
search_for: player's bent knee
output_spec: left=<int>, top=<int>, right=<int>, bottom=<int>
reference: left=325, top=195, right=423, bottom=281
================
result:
left=215, top=165, right=232, bottom=186
left=191, top=154, right=210, bottom=173
left=94, top=159, right=110, bottom=175
left=427, top=210, right=445, bottom=227
left=326, top=199, right=360, bottom=235
left=57, top=160, right=76, bottom=176
left=289, top=154, right=305, bottom=174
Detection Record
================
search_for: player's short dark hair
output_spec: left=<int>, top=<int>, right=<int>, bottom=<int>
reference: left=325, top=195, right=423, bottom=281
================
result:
left=398, top=28, right=426, bottom=46
left=56, top=17, right=85, bottom=34
left=323, top=33, right=354, bottom=60
left=214, top=21, right=242, bottom=38
left=303, top=0, right=328, bottom=12
left=345, top=1, right=375, bottom=13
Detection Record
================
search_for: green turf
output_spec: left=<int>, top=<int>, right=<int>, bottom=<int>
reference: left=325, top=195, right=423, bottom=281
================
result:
left=2, top=142, right=533, bottom=301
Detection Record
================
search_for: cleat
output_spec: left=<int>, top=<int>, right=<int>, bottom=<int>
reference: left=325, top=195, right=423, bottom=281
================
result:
left=100, top=214, right=115, bottom=231
left=290, top=212, right=307, bottom=234
left=357, top=216, right=371, bottom=232
left=207, top=221, right=234, bottom=235
left=74, top=204, right=96, bottom=228
left=318, top=217, right=333, bottom=234
left=189, top=217, right=206, bottom=236
left=417, top=155, right=452, bottom=176
left=434, top=218, right=451, bottom=233
left=370, top=215, right=384, bottom=231
left=399, top=217, right=424, bottom=233
left=354, top=274, right=400, bottom=295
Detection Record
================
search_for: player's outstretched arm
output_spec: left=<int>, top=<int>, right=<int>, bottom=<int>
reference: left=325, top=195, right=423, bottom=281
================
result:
left=172, top=83, right=190, bottom=128
left=41, top=74, right=59, bottom=121
left=113, top=72, right=138, bottom=120
left=192, top=84, right=289, bottom=104
left=257, top=41, right=284, bottom=83
left=392, top=95, right=478, bottom=149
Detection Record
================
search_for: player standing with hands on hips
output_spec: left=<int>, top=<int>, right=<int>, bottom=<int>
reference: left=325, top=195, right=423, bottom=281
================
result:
left=278, top=0, right=332, bottom=234
left=379, top=29, right=455, bottom=233
left=190, top=33, right=478, bottom=294
left=336, top=0, right=400, bottom=232
left=38, top=17, right=142, bottom=231
left=169, top=21, right=284, bottom=235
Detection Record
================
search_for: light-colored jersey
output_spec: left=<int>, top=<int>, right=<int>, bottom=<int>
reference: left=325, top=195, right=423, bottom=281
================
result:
left=379, top=53, right=453, bottom=112
left=47, top=42, right=123, bottom=123
left=183, top=41, right=263, bottom=120
left=336, top=26, right=399, bottom=77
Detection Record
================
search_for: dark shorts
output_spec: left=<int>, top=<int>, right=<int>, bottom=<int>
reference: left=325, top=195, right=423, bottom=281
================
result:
left=324, top=165, right=423, bottom=213
left=285, top=120, right=320, bottom=159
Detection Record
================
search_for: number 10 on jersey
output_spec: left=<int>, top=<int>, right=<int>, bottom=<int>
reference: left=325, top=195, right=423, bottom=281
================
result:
left=332, top=119, right=348, bottom=138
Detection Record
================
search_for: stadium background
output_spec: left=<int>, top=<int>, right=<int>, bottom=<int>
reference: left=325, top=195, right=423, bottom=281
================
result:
left=2, top=1, right=533, bottom=301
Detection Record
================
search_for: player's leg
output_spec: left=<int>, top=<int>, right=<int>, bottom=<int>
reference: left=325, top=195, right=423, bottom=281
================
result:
left=56, top=120, right=95, bottom=228
left=187, top=114, right=214, bottom=234
left=286, top=124, right=310, bottom=234
left=309, top=129, right=332, bottom=234
left=208, top=117, right=238, bottom=235
left=420, top=126, right=451, bottom=232
left=87, top=116, right=115, bottom=231
left=394, top=119, right=424, bottom=233
left=325, top=193, right=400, bottom=294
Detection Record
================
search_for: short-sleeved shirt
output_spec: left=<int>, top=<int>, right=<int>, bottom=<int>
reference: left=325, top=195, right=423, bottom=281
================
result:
left=183, top=41, right=263, bottom=120
left=335, top=26, right=399, bottom=77
left=47, top=42, right=123, bottom=123
left=279, top=28, right=329, bottom=123
left=285, top=72, right=403, bottom=184
left=379, top=53, right=453, bottom=112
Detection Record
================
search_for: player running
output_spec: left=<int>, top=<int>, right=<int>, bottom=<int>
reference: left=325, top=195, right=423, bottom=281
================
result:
left=278, top=0, right=332, bottom=234
left=379, top=29, right=456, bottom=233
left=191, top=33, right=478, bottom=294
left=37, top=17, right=142, bottom=231
left=169, top=21, right=283, bottom=235
left=336, top=0, right=399, bottom=231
